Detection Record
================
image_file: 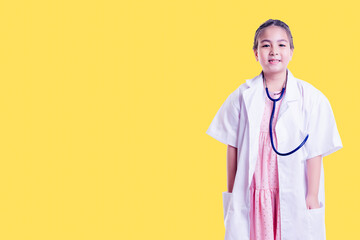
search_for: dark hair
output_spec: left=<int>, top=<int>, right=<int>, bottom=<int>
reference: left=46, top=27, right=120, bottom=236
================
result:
left=253, top=19, right=294, bottom=51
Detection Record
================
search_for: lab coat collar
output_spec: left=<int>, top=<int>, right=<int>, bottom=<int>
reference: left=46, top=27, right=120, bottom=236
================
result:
left=245, top=68, right=300, bottom=103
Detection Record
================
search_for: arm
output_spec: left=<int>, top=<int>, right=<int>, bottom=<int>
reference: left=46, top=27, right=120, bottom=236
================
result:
left=306, top=155, right=322, bottom=209
left=227, top=145, right=237, bottom=193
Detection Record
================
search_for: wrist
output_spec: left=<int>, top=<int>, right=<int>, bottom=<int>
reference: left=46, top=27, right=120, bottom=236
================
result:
left=306, top=192, right=318, bottom=198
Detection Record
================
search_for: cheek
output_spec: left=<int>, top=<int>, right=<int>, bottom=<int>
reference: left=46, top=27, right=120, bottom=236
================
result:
left=259, top=52, right=268, bottom=61
left=284, top=55, right=292, bottom=62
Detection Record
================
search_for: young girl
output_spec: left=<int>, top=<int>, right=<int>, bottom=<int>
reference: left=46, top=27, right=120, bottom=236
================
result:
left=206, top=19, right=343, bottom=240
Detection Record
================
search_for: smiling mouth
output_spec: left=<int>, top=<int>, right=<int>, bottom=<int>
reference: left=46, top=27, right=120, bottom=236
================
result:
left=269, top=59, right=281, bottom=62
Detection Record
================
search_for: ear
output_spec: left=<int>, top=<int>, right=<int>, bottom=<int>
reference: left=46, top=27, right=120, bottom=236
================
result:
left=254, top=49, right=258, bottom=61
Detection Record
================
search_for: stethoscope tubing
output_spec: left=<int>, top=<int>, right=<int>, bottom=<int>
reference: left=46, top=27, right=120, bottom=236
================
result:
left=264, top=78, right=309, bottom=156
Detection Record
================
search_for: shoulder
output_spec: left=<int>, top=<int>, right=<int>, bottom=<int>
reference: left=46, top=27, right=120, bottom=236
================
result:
left=225, top=77, right=253, bottom=109
left=228, top=75, right=256, bottom=99
left=294, top=76, right=330, bottom=104
left=293, top=77, right=333, bottom=115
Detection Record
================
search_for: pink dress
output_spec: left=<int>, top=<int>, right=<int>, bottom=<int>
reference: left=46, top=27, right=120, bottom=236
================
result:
left=249, top=90, right=284, bottom=240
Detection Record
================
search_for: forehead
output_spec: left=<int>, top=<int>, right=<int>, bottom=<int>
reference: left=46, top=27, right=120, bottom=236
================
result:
left=259, top=26, right=289, bottom=41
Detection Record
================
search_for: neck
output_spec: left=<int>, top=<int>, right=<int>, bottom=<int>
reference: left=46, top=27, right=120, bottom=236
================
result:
left=263, top=70, right=287, bottom=92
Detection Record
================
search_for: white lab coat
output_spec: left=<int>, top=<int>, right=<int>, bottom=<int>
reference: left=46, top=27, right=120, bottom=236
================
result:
left=206, top=69, right=343, bottom=240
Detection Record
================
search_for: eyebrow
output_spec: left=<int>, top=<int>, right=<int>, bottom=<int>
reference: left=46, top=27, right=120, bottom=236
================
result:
left=260, top=39, right=288, bottom=43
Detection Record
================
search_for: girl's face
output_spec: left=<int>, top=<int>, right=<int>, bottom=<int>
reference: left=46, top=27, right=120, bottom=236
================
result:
left=254, top=26, right=294, bottom=75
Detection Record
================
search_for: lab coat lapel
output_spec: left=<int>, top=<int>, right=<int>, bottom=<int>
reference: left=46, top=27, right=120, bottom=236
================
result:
left=243, top=73, right=265, bottom=133
left=276, top=69, right=301, bottom=122
left=243, top=72, right=265, bottom=186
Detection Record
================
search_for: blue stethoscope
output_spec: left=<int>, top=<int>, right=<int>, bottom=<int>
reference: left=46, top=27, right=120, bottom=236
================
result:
left=263, top=71, right=309, bottom=156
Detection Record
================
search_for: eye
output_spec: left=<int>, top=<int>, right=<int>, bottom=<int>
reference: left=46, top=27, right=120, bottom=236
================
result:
left=262, top=44, right=270, bottom=47
left=279, top=44, right=286, bottom=47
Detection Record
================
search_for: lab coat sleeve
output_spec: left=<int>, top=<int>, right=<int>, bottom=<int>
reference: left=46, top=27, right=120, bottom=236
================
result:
left=206, top=89, right=240, bottom=148
left=305, top=93, right=343, bottom=159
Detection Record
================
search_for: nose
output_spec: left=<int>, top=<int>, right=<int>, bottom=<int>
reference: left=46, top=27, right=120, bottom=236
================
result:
left=270, top=46, right=279, bottom=55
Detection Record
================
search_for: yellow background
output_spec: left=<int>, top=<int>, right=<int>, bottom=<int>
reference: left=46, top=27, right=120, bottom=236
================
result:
left=0, top=0, right=357, bottom=239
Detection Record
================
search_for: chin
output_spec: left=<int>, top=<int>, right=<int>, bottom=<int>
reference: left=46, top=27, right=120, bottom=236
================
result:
left=268, top=64, right=286, bottom=70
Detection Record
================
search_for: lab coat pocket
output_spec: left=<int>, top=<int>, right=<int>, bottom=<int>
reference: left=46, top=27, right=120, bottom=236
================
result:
left=306, top=201, right=326, bottom=240
left=222, top=191, right=233, bottom=221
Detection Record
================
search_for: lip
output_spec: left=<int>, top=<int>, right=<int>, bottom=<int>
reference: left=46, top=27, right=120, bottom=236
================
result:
left=268, top=59, right=281, bottom=64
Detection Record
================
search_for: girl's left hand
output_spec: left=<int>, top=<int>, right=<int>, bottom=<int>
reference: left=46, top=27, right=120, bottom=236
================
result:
left=305, top=194, right=320, bottom=209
